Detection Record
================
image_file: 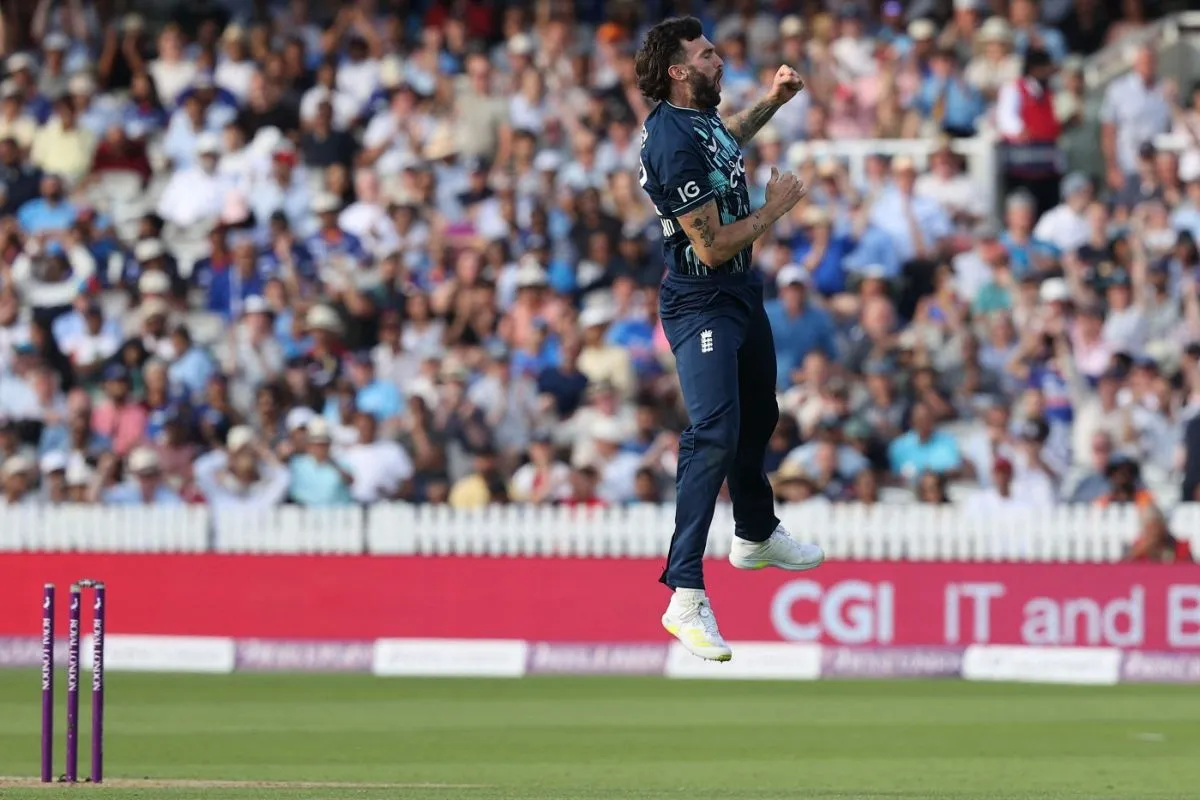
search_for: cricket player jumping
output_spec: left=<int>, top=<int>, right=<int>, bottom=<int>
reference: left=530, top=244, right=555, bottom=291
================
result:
left=634, top=17, right=825, bottom=661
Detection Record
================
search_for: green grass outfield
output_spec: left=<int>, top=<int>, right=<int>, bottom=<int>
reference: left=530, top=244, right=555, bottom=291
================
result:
left=1, top=671, right=1198, bottom=799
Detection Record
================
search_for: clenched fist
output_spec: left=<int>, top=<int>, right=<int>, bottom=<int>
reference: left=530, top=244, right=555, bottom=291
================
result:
left=767, top=65, right=805, bottom=104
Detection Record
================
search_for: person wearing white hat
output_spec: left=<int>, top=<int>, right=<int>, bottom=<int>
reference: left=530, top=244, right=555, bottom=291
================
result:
left=288, top=417, right=353, bottom=506
left=577, top=301, right=635, bottom=401
left=65, top=458, right=94, bottom=503
left=586, top=417, right=643, bottom=504
left=0, top=454, right=34, bottom=506
left=193, top=427, right=291, bottom=509
left=38, top=451, right=69, bottom=504
left=155, top=130, right=226, bottom=228
left=215, top=25, right=255, bottom=103
left=633, top=17, right=823, bottom=663
left=964, top=18, right=1020, bottom=100
left=306, top=192, right=370, bottom=271
left=98, top=447, right=182, bottom=505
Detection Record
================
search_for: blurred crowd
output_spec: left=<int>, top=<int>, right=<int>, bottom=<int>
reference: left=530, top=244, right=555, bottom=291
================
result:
left=0, top=0, right=1195, bottom=561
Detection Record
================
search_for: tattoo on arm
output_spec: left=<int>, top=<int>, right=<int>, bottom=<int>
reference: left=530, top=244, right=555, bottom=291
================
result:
left=724, top=98, right=783, bottom=146
left=689, top=213, right=715, bottom=250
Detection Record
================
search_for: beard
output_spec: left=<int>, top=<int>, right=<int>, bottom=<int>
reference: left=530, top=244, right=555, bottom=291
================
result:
left=687, top=67, right=722, bottom=108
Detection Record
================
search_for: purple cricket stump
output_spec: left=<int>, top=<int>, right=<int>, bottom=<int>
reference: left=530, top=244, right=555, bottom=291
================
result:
left=90, top=583, right=105, bottom=784
left=65, top=585, right=81, bottom=783
left=40, top=584, right=55, bottom=783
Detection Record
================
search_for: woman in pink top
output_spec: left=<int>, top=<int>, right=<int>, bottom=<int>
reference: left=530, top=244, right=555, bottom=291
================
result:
left=90, top=364, right=149, bottom=458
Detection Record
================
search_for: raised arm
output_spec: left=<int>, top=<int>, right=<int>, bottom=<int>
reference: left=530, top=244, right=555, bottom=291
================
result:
left=722, top=65, right=805, bottom=147
left=676, top=167, right=805, bottom=268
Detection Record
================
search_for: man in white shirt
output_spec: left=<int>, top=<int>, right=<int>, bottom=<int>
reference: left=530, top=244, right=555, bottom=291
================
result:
left=1100, top=46, right=1173, bottom=190
left=915, top=139, right=986, bottom=224
left=964, top=455, right=1054, bottom=515
left=215, top=26, right=256, bottom=103
left=1032, top=172, right=1091, bottom=254
left=195, top=426, right=291, bottom=509
left=509, top=433, right=571, bottom=504
left=339, top=169, right=399, bottom=258
left=337, top=411, right=413, bottom=503
left=156, top=133, right=226, bottom=229
left=61, top=299, right=120, bottom=381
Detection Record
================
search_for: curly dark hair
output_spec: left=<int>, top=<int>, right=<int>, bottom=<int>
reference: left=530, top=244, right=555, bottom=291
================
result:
left=634, top=16, right=704, bottom=103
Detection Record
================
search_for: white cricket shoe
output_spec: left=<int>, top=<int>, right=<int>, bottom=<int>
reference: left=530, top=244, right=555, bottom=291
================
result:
left=729, top=524, right=825, bottom=571
left=662, top=589, right=732, bottom=662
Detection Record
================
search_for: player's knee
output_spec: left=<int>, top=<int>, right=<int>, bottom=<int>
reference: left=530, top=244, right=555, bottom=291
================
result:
left=695, top=416, right=740, bottom=468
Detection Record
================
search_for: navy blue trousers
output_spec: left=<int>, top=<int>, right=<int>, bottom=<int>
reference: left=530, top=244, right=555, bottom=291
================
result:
left=658, top=270, right=781, bottom=589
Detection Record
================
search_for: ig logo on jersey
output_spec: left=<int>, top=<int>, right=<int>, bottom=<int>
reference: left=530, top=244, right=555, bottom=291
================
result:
left=676, top=181, right=700, bottom=203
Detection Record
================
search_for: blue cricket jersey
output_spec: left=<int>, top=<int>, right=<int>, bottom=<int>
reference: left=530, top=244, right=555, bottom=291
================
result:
left=639, top=101, right=753, bottom=277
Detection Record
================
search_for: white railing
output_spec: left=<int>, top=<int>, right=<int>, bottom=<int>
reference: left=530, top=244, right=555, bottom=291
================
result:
left=795, top=135, right=999, bottom=215
left=2, top=502, right=1197, bottom=561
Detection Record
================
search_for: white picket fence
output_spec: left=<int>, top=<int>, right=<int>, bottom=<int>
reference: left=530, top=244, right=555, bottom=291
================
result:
left=2, top=502, right=1197, bottom=561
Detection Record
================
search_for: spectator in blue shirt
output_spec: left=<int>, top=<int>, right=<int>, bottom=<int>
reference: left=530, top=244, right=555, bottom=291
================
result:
left=251, top=152, right=312, bottom=240
left=67, top=74, right=121, bottom=139
left=305, top=192, right=369, bottom=271
left=0, top=137, right=42, bottom=215
left=914, top=48, right=985, bottom=137
left=289, top=418, right=353, bottom=506
left=16, top=174, right=77, bottom=238
left=346, top=352, right=403, bottom=422
left=790, top=206, right=858, bottom=297
left=119, top=72, right=169, bottom=136
left=537, top=336, right=590, bottom=417
left=868, top=157, right=953, bottom=265
left=206, top=235, right=268, bottom=319
left=888, top=401, right=963, bottom=479
left=167, top=326, right=217, bottom=404
left=765, top=265, right=838, bottom=390
left=1009, top=0, right=1067, bottom=63
left=843, top=224, right=903, bottom=281
left=1000, top=190, right=1058, bottom=277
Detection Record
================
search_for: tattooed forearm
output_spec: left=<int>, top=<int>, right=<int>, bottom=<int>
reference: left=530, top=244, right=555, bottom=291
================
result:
left=690, top=213, right=716, bottom=249
left=723, top=98, right=783, bottom=146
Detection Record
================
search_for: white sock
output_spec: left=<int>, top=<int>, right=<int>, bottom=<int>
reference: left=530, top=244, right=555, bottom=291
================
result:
left=673, top=588, right=706, bottom=606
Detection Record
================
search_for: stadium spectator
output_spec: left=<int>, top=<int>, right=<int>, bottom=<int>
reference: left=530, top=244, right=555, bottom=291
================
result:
left=96, top=446, right=182, bottom=505
left=0, top=0, right=1184, bottom=555
left=1126, top=505, right=1193, bottom=562
left=288, top=417, right=352, bottom=506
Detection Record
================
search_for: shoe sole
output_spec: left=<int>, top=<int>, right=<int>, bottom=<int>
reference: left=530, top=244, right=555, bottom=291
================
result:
left=662, top=619, right=733, bottom=662
left=729, top=553, right=826, bottom=571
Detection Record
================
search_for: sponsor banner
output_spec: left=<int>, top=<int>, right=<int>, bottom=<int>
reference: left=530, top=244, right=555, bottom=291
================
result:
left=1121, top=651, right=1200, bottom=684
left=6, top=555, right=1200, bottom=650
left=89, top=634, right=236, bottom=673
left=665, top=642, right=821, bottom=680
left=962, top=645, right=1122, bottom=685
left=0, top=636, right=39, bottom=667
left=821, top=646, right=964, bottom=679
left=235, top=639, right=375, bottom=672
left=373, top=638, right=528, bottom=678
left=526, top=642, right=668, bottom=675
